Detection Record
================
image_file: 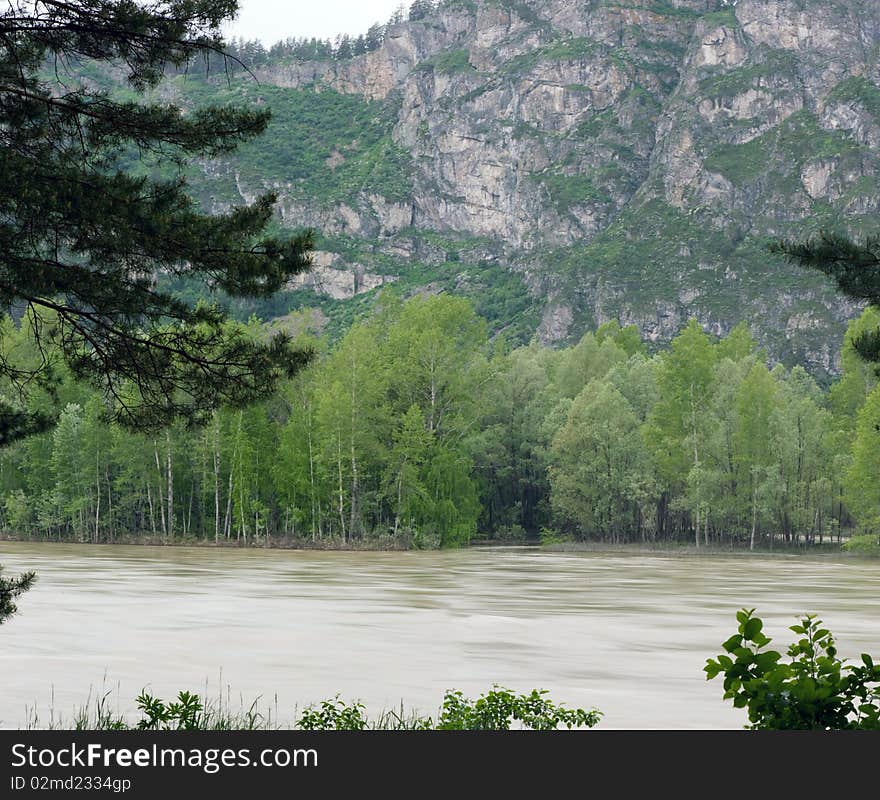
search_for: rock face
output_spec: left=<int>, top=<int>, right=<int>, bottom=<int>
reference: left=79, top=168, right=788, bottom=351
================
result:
left=192, top=0, right=880, bottom=373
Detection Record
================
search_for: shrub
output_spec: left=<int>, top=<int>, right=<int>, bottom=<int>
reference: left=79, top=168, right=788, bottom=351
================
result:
left=705, top=609, right=880, bottom=729
left=296, top=697, right=368, bottom=731
left=436, top=686, right=601, bottom=730
left=136, top=691, right=204, bottom=730
left=843, top=533, right=880, bottom=554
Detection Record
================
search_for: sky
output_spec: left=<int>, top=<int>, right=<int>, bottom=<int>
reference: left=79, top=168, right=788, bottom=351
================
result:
left=222, top=1, right=409, bottom=45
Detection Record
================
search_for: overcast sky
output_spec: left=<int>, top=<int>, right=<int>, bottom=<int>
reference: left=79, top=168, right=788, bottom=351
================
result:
left=223, top=1, right=409, bottom=44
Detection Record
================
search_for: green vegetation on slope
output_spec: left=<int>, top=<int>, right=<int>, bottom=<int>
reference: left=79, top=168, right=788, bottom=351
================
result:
left=704, top=110, right=863, bottom=186
left=826, top=75, right=880, bottom=120
left=175, top=80, right=414, bottom=204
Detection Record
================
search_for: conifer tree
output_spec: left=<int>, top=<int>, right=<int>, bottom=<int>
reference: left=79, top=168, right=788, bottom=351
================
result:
left=0, top=1, right=314, bottom=444
left=0, top=565, right=34, bottom=625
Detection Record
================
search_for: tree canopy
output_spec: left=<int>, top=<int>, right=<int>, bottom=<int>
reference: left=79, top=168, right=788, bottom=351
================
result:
left=0, top=0, right=314, bottom=445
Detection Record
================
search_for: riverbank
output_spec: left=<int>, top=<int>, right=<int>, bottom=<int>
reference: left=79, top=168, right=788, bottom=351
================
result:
left=0, top=531, right=413, bottom=551
left=1, top=531, right=869, bottom=555
left=539, top=540, right=872, bottom=557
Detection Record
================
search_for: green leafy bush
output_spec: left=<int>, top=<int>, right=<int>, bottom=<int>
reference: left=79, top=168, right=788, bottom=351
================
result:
left=296, top=697, right=368, bottom=730
left=705, top=609, right=880, bottom=729
left=436, top=686, right=601, bottom=730
left=843, top=533, right=880, bottom=554
left=136, top=691, right=204, bottom=730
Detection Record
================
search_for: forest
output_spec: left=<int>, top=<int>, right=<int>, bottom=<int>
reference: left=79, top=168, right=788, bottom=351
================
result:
left=1, top=292, right=878, bottom=551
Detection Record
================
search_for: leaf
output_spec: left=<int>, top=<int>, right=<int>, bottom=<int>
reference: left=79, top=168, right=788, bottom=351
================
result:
left=723, top=634, right=743, bottom=653
left=743, top=617, right=763, bottom=641
left=733, top=647, right=754, bottom=663
left=755, top=651, right=782, bottom=672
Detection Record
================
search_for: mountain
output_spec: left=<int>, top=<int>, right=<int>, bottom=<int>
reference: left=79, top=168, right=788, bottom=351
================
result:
left=133, top=0, right=880, bottom=374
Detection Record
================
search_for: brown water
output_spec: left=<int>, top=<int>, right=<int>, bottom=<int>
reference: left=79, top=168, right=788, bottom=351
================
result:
left=1, top=541, right=879, bottom=729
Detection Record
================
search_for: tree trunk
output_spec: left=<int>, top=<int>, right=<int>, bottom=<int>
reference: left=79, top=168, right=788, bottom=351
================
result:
left=337, top=434, right=346, bottom=542
left=349, top=364, right=360, bottom=539
left=154, top=445, right=167, bottom=540
left=94, top=449, right=101, bottom=544
left=146, top=482, right=157, bottom=537
left=393, top=462, right=405, bottom=538
left=750, top=478, right=757, bottom=551
left=306, top=410, right=317, bottom=542
left=224, top=432, right=237, bottom=541
left=213, top=421, right=221, bottom=545
left=106, top=468, right=113, bottom=542
left=350, top=440, right=359, bottom=540
left=239, top=473, right=246, bottom=545
left=166, top=431, right=173, bottom=541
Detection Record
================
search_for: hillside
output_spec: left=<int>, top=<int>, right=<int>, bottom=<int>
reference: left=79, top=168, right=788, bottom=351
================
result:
left=108, top=0, right=880, bottom=374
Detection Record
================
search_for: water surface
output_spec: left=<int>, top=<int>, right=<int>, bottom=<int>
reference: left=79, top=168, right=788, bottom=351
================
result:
left=2, top=542, right=878, bottom=729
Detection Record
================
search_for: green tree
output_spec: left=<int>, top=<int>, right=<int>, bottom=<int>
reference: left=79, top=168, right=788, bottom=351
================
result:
left=380, top=294, right=488, bottom=545
left=274, top=366, right=327, bottom=540
left=315, top=320, right=387, bottom=540
left=828, top=308, right=880, bottom=431
left=595, top=320, right=645, bottom=358
left=365, top=23, right=385, bottom=51
left=51, top=403, right=90, bottom=536
left=770, top=367, right=835, bottom=546
left=553, top=332, right=627, bottom=400
left=384, top=404, right=431, bottom=538
left=695, top=355, right=752, bottom=543
left=734, top=362, right=778, bottom=550
left=474, top=344, right=555, bottom=536
left=549, top=380, right=654, bottom=542
left=645, top=319, right=717, bottom=544
left=408, top=0, right=434, bottom=21
left=228, top=404, right=276, bottom=544
left=844, top=385, right=880, bottom=532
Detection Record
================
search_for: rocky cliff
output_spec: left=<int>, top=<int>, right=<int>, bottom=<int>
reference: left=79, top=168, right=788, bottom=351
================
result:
left=171, top=0, right=880, bottom=373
